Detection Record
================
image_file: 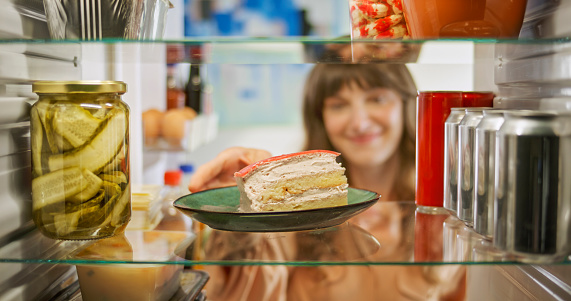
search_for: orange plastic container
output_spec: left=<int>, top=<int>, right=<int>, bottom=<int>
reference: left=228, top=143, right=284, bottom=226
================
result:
left=402, top=0, right=528, bottom=38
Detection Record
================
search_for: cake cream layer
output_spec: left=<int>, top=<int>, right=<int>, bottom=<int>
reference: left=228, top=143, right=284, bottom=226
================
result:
left=237, top=153, right=345, bottom=194
left=240, top=152, right=344, bottom=179
left=235, top=151, right=348, bottom=212
left=243, top=185, right=348, bottom=212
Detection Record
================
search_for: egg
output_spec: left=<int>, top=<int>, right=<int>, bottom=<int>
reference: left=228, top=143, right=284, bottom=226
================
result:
left=142, top=109, right=164, bottom=146
left=162, top=107, right=198, bottom=147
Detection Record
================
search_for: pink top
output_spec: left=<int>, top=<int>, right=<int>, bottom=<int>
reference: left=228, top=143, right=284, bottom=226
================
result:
left=234, top=150, right=341, bottom=178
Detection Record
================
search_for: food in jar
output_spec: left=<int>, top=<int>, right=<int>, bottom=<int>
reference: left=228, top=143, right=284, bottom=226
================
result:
left=234, top=150, right=348, bottom=212
left=31, top=81, right=130, bottom=240
left=349, top=0, right=409, bottom=39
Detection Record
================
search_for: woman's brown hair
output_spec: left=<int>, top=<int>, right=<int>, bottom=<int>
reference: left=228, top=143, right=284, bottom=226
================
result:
left=301, top=64, right=417, bottom=201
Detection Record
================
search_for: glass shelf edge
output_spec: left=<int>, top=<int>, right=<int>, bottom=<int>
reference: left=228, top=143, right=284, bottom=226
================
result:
left=1, top=259, right=569, bottom=266
left=0, top=37, right=569, bottom=45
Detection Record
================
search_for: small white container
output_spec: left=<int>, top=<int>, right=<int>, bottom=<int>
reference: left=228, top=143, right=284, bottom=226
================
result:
left=127, top=185, right=164, bottom=230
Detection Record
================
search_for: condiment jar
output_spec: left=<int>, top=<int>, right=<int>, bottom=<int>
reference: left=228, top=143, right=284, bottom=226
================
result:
left=31, top=81, right=131, bottom=240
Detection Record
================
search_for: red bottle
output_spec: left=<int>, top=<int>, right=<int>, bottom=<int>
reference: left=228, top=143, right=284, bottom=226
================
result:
left=416, top=91, right=493, bottom=207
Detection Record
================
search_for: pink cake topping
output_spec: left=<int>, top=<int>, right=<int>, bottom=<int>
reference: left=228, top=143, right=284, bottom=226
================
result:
left=234, top=150, right=341, bottom=178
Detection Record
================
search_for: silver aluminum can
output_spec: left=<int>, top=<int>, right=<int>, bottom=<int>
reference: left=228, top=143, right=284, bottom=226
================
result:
left=442, top=216, right=464, bottom=262
left=457, top=108, right=487, bottom=225
left=473, top=109, right=506, bottom=239
left=443, top=108, right=466, bottom=214
left=494, top=110, right=571, bottom=263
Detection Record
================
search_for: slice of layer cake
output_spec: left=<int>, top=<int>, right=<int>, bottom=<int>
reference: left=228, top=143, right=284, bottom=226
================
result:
left=234, top=150, right=348, bottom=212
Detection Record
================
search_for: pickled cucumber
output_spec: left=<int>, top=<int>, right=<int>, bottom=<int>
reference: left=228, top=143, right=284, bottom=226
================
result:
left=99, top=171, right=127, bottom=185
left=67, top=189, right=105, bottom=212
left=69, top=169, right=103, bottom=203
left=52, top=132, right=75, bottom=152
left=54, top=201, right=106, bottom=236
left=52, top=105, right=102, bottom=148
left=31, top=104, right=58, bottom=176
left=111, top=185, right=131, bottom=226
left=48, top=109, right=127, bottom=173
left=102, top=145, right=125, bottom=172
left=91, top=106, right=107, bottom=119
left=37, top=102, right=65, bottom=154
left=54, top=211, right=81, bottom=236
left=75, top=198, right=115, bottom=229
left=95, top=192, right=125, bottom=229
left=102, top=181, right=121, bottom=199
left=30, top=108, right=44, bottom=176
left=32, top=167, right=89, bottom=210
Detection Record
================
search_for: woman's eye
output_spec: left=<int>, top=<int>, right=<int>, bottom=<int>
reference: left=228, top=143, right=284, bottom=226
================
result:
left=324, top=100, right=347, bottom=110
left=368, top=95, right=387, bottom=104
left=368, top=89, right=400, bottom=105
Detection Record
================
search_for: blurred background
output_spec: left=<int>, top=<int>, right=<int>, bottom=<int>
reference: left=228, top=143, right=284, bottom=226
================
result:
left=146, top=0, right=478, bottom=186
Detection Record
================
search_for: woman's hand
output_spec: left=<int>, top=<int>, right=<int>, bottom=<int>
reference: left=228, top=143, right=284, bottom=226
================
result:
left=188, top=147, right=272, bottom=193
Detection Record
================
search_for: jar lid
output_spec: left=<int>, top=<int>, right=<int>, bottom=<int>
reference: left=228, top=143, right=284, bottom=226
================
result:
left=179, top=164, right=194, bottom=173
left=32, top=81, right=127, bottom=94
left=164, top=170, right=182, bottom=186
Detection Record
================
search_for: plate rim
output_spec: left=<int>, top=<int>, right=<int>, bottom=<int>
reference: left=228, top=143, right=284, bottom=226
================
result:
left=173, top=186, right=380, bottom=216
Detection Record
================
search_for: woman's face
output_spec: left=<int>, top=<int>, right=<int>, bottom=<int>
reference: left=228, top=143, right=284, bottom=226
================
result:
left=323, top=81, right=404, bottom=168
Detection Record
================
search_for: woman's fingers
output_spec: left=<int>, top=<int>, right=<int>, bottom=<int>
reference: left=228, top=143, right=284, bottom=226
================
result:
left=188, top=156, right=228, bottom=193
left=188, top=147, right=272, bottom=193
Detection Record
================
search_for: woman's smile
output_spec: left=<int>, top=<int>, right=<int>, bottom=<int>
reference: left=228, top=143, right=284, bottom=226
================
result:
left=349, top=133, right=379, bottom=144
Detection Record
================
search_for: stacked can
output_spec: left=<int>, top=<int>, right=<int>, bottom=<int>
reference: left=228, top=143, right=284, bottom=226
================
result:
left=443, top=108, right=467, bottom=214
left=473, top=109, right=506, bottom=239
left=442, top=215, right=465, bottom=262
left=457, top=108, right=486, bottom=226
left=494, top=110, right=571, bottom=263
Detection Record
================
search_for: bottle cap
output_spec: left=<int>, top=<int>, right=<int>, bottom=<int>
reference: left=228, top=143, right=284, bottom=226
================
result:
left=164, top=170, right=182, bottom=186
left=180, top=164, right=194, bottom=173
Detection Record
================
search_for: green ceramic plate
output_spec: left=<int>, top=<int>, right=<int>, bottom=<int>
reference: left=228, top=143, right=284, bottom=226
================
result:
left=173, top=186, right=379, bottom=232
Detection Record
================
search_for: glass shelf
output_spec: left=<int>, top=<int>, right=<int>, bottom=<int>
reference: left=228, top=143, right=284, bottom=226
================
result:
left=1, top=37, right=570, bottom=65
left=1, top=201, right=568, bottom=267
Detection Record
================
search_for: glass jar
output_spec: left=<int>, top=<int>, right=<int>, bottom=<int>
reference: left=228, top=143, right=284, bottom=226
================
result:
left=31, top=81, right=131, bottom=240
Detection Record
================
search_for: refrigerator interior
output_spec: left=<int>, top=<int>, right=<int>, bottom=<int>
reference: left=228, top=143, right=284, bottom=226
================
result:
left=0, top=0, right=570, bottom=300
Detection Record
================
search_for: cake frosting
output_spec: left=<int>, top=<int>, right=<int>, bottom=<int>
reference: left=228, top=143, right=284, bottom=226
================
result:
left=234, top=150, right=348, bottom=212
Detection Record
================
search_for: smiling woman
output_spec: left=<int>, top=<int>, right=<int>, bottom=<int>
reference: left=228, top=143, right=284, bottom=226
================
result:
left=187, top=64, right=466, bottom=301
left=302, top=64, right=417, bottom=202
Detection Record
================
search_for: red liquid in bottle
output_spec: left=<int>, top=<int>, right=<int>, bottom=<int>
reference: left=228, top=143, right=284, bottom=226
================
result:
left=416, top=91, right=494, bottom=207
left=414, top=207, right=450, bottom=262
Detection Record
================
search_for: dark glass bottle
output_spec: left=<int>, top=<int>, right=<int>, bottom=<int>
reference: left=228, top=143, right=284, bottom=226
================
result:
left=185, top=65, right=202, bottom=113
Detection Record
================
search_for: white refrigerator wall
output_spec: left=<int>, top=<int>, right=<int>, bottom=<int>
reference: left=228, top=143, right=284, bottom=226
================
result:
left=132, top=41, right=476, bottom=186
left=121, top=0, right=478, bottom=185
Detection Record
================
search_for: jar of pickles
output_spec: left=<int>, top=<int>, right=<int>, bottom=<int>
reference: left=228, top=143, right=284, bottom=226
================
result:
left=31, top=81, right=131, bottom=240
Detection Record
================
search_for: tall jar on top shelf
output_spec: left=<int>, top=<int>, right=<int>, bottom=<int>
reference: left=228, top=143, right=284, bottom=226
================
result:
left=31, top=81, right=131, bottom=240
